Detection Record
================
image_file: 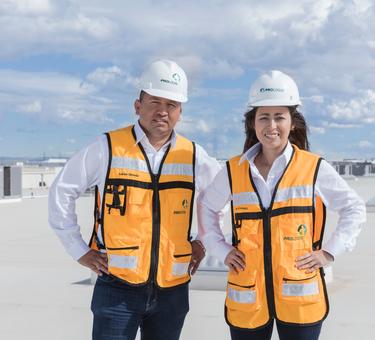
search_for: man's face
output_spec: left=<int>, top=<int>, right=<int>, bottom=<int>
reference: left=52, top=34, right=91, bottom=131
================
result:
left=134, top=92, right=182, bottom=138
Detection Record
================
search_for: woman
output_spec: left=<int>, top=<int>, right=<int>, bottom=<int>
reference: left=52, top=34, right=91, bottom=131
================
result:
left=197, top=70, right=366, bottom=340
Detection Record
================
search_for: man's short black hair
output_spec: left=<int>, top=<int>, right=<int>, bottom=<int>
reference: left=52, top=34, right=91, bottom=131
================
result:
left=139, top=90, right=146, bottom=102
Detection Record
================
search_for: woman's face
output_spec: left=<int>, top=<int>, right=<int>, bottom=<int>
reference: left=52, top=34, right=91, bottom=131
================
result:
left=254, top=106, right=293, bottom=153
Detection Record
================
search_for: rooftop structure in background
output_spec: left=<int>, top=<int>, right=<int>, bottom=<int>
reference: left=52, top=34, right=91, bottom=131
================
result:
left=330, top=160, right=375, bottom=177
left=0, top=165, right=22, bottom=200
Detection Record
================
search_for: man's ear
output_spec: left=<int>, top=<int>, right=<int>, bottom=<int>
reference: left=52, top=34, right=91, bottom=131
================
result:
left=134, top=99, right=141, bottom=116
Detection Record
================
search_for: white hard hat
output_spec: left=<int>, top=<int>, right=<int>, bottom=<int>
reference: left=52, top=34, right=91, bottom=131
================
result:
left=138, top=59, right=188, bottom=103
left=248, top=70, right=301, bottom=107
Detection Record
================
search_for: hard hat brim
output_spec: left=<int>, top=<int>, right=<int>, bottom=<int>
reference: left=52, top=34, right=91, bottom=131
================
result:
left=143, top=89, right=188, bottom=103
left=249, top=98, right=301, bottom=107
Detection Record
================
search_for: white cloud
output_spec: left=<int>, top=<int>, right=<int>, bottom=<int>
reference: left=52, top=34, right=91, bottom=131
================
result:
left=176, top=117, right=211, bottom=134
left=322, top=121, right=361, bottom=129
left=306, top=95, right=324, bottom=104
left=0, top=0, right=52, bottom=15
left=327, top=90, right=375, bottom=124
left=0, top=69, right=117, bottom=123
left=358, top=140, right=372, bottom=148
left=310, top=126, right=326, bottom=134
left=66, top=138, right=76, bottom=144
left=17, top=100, right=42, bottom=113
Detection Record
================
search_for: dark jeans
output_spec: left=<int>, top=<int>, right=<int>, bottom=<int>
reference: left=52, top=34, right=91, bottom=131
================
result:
left=91, top=274, right=189, bottom=340
left=230, top=320, right=322, bottom=340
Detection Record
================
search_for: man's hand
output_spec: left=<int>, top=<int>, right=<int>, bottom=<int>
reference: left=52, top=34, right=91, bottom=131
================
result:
left=78, top=249, right=109, bottom=276
left=188, top=240, right=206, bottom=275
left=295, top=250, right=334, bottom=274
left=224, top=248, right=246, bottom=274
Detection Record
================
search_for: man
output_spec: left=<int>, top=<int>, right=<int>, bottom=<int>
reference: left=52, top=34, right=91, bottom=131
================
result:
left=49, top=59, right=221, bottom=340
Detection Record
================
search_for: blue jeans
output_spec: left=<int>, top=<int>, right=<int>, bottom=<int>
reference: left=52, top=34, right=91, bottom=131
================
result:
left=91, top=274, right=189, bottom=340
left=230, top=319, right=322, bottom=340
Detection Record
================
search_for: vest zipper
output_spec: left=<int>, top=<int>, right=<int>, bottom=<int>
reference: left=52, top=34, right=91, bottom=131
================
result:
left=149, top=174, right=160, bottom=286
left=263, top=207, right=276, bottom=319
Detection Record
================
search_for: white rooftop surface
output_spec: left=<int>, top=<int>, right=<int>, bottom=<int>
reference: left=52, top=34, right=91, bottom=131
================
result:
left=1, top=177, right=374, bottom=340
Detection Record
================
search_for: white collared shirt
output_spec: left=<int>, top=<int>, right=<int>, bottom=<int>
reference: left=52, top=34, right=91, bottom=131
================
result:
left=197, top=141, right=366, bottom=263
left=48, top=121, right=222, bottom=260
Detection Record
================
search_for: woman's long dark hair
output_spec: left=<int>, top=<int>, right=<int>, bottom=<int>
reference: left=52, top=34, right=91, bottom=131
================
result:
left=243, top=106, right=310, bottom=153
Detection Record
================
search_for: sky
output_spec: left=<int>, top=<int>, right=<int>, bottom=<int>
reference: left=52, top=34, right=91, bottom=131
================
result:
left=0, top=0, right=374, bottom=160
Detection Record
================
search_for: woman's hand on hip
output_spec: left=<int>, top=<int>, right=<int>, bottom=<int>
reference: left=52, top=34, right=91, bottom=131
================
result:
left=295, top=250, right=334, bottom=273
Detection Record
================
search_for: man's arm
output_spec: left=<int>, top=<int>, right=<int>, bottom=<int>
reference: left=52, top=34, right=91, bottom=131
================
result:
left=48, top=136, right=109, bottom=275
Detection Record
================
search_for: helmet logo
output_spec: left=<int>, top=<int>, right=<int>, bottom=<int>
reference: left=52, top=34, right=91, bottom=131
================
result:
left=172, top=73, right=181, bottom=83
left=260, top=87, right=284, bottom=93
left=160, top=73, right=181, bottom=86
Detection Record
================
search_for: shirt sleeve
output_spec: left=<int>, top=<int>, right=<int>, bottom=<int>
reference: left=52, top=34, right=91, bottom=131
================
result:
left=48, top=135, right=108, bottom=261
left=197, top=165, right=234, bottom=263
left=316, top=160, right=366, bottom=258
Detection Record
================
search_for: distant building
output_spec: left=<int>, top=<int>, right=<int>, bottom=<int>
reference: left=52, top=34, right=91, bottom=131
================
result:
left=330, top=160, right=375, bottom=177
left=0, top=165, right=22, bottom=199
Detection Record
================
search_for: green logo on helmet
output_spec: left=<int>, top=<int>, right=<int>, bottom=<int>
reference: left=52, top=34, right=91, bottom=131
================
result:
left=172, top=73, right=181, bottom=83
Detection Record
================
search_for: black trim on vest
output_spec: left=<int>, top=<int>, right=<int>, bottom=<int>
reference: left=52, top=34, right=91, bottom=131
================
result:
left=106, top=178, right=152, bottom=190
left=235, top=211, right=264, bottom=220
left=136, top=130, right=178, bottom=289
left=270, top=206, right=313, bottom=217
left=312, top=157, right=327, bottom=251
left=254, top=146, right=295, bottom=323
left=187, top=142, right=196, bottom=242
left=102, top=126, right=194, bottom=290
left=228, top=281, right=255, bottom=289
left=89, top=185, right=99, bottom=248
left=158, top=181, right=195, bottom=191
left=100, top=133, right=112, bottom=248
left=312, top=157, right=321, bottom=246
left=226, top=161, right=238, bottom=246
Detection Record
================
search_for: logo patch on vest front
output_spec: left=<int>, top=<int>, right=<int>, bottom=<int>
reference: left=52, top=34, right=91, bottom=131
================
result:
left=173, top=199, right=188, bottom=215
left=182, top=199, right=189, bottom=209
left=283, top=224, right=307, bottom=241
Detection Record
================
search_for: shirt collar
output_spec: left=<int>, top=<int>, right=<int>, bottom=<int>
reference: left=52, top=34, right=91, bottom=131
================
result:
left=134, top=120, right=178, bottom=149
left=239, top=141, right=294, bottom=166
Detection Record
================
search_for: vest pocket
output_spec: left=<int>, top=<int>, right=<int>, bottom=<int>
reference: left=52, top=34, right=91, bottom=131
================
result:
left=238, top=220, right=261, bottom=249
left=127, top=187, right=151, bottom=218
left=165, top=240, right=192, bottom=281
left=225, top=273, right=260, bottom=312
left=107, top=238, right=144, bottom=274
left=278, top=268, right=320, bottom=305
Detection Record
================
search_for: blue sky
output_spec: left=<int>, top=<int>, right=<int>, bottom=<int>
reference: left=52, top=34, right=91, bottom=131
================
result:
left=0, top=0, right=374, bottom=160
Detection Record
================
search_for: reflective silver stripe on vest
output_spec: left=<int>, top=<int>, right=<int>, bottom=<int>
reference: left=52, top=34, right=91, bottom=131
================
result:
left=274, top=185, right=313, bottom=203
left=227, top=286, right=256, bottom=304
left=232, top=192, right=259, bottom=207
left=108, top=255, right=137, bottom=269
left=282, top=281, right=319, bottom=296
left=111, top=157, right=149, bottom=172
left=172, top=262, right=189, bottom=276
left=161, top=163, right=193, bottom=177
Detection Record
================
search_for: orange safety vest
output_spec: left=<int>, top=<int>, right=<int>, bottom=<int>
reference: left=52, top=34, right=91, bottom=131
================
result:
left=225, top=145, right=328, bottom=329
left=89, top=125, right=196, bottom=288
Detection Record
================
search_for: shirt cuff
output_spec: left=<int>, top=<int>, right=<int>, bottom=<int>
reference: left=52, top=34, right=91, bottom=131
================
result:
left=213, top=242, right=234, bottom=264
left=322, top=234, right=347, bottom=259
left=66, top=238, right=91, bottom=261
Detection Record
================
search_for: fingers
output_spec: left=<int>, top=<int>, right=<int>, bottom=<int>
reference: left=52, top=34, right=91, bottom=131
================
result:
left=189, top=258, right=201, bottom=275
left=78, top=250, right=109, bottom=276
left=225, top=249, right=246, bottom=273
left=295, top=251, right=323, bottom=274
